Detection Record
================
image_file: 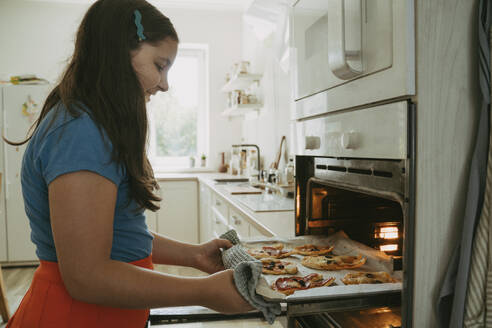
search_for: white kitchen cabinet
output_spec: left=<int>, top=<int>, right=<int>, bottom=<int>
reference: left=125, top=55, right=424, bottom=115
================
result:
left=198, top=181, right=213, bottom=243
left=156, top=181, right=198, bottom=244
left=208, top=188, right=272, bottom=239
left=1, top=84, right=51, bottom=263
left=229, top=207, right=249, bottom=239
left=211, top=192, right=228, bottom=219
left=211, top=207, right=229, bottom=238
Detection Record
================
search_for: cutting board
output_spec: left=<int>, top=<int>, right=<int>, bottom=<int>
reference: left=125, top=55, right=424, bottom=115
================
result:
left=223, top=185, right=262, bottom=195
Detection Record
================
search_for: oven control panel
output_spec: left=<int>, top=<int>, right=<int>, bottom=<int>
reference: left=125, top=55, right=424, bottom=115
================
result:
left=295, top=101, right=408, bottom=159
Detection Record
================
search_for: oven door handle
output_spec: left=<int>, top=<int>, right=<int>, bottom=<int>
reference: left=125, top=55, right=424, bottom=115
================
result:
left=328, top=0, right=364, bottom=80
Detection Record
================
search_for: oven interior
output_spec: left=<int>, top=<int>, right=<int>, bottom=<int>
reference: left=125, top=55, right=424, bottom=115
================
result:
left=292, top=155, right=412, bottom=327
left=307, top=180, right=404, bottom=270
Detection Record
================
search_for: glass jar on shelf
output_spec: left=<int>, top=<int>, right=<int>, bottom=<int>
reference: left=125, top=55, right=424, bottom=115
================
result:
left=247, top=94, right=257, bottom=104
left=231, top=90, right=241, bottom=107
left=239, top=61, right=250, bottom=74
left=240, top=93, right=249, bottom=105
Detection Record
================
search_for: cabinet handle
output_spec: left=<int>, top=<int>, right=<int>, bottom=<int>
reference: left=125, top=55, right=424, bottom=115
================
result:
left=328, top=0, right=363, bottom=79
left=215, top=218, right=220, bottom=224
left=232, top=216, right=241, bottom=225
left=215, top=200, right=221, bottom=206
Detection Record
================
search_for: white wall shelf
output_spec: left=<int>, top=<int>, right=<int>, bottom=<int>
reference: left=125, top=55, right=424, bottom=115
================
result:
left=221, top=104, right=262, bottom=117
left=221, top=73, right=262, bottom=92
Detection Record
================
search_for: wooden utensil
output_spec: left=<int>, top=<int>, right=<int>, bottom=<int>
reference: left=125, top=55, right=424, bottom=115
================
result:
left=218, top=152, right=228, bottom=173
left=270, top=136, right=286, bottom=170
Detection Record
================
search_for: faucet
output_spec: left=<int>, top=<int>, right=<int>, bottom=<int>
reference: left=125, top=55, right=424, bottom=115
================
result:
left=232, top=144, right=260, bottom=178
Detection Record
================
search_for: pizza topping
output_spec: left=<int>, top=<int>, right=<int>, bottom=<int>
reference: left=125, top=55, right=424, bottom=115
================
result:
left=294, top=244, right=334, bottom=255
left=302, top=254, right=367, bottom=270
left=248, top=244, right=293, bottom=259
left=274, top=273, right=334, bottom=294
left=261, top=259, right=298, bottom=275
left=341, top=271, right=396, bottom=285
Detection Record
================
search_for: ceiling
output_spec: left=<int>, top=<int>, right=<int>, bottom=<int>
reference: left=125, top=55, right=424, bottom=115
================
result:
left=26, top=0, right=255, bottom=11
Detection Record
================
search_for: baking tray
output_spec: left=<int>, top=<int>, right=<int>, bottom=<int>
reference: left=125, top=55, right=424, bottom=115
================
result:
left=244, top=232, right=403, bottom=303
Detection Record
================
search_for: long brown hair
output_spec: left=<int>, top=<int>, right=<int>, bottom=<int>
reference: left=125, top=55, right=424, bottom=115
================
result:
left=5, top=0, right=179, bottom=211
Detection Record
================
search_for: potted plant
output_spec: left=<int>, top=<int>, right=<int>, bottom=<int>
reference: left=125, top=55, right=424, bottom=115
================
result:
left=200, top=154, right=207, bottom=167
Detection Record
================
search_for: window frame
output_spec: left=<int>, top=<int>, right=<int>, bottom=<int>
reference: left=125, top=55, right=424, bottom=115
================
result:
left=147, top=43, right=209, bottom=171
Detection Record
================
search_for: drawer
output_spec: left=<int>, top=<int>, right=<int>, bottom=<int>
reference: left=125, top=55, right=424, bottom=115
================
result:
left=212, top=193, right=228, bottom=219
left=211, top=208, right=229, bottom=238
left=229, top=208, right=249, bottom=240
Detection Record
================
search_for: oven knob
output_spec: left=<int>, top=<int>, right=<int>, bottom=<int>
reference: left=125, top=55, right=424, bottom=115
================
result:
left=341, top=132, right=358, bottom=149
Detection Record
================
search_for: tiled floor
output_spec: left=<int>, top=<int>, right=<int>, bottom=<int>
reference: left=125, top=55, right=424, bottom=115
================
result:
left=1, top=264, right=286, bottom=328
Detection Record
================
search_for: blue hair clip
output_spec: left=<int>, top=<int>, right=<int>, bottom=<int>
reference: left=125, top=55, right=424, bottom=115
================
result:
left=134, top=9, right=146, bottom=41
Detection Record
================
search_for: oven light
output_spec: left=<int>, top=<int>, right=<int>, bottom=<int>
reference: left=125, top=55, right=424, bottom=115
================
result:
left=380, top=244, right=398, bottom=252
left=378, top=226, right=399, bottom=239
left=296, top=184, right=300, bottom=218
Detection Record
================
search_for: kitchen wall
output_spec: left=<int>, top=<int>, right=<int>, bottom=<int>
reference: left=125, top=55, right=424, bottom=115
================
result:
left=239, top=18, right=294, bottom=173
left=0, top=0, right=244, bottom=170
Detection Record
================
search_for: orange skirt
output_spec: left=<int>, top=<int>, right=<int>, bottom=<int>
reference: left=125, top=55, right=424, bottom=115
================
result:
left=6, top=255, right=153, bottom=328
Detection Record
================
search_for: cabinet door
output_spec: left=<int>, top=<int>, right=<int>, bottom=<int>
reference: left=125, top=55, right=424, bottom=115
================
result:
left=211, top=192, right=228, bottom=219
left=199, top=182, right=212, bottom=243
left=229, top=207, right=249, bottom=240
left=157, top=181, right=198, bottom=244
left=211, top=208, right=229, bottom=238
left=3, top=85, right=51, bottom=262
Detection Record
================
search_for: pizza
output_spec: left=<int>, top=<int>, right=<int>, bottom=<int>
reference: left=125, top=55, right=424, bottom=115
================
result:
left=261, top=259, right=298, bottom=275
left=293, top=244, right=334, bottom=256
left=271, top=273, right=335, bottom=295
left=247, top=243, right=292, bottom=259
left=301, top=254, right=366, bottom=270
left=341, top=271, right=396, bottom=285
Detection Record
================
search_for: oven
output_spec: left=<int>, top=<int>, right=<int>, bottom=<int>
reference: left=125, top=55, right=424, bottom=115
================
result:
left=289, top=100, right=415, bottom=328
left=292, top=0, right=415, bottom=118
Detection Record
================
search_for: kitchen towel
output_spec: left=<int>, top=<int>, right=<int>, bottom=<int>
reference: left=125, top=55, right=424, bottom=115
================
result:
left=463, top=14, right=492, bottom=328
left=220, top=230, right=281, bottom=324
left=437, top=1, right=492, bottom=327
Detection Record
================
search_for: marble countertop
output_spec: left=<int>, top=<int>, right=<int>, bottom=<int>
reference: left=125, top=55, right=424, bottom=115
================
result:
left=155, top=172, right=296, bottom=238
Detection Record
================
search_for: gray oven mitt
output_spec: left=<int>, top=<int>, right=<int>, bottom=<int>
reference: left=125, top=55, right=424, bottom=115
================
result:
left=219, top=230, right=281, bottom=324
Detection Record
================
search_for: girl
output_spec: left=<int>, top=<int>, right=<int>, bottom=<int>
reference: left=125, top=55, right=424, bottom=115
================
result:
left=6, top=0, right=252, bottom=327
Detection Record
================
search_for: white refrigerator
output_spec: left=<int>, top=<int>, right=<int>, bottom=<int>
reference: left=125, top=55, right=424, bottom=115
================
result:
left=0, top=84, right=51, bottom=263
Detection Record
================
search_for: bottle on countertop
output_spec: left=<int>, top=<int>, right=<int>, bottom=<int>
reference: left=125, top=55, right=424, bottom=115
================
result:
left=285, top=156, right=295, bottom=185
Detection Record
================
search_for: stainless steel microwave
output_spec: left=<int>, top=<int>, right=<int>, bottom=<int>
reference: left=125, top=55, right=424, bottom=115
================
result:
left=291, top=0, right=415, bottom=119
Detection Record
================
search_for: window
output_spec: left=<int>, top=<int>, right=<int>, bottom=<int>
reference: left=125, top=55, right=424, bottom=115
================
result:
left=147, top=44, right=209, bottom=170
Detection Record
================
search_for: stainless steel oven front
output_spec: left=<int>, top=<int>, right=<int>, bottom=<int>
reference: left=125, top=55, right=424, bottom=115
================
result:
left=291, top=100, right=415, bottom=328
left=291, top=0, right=415, bottom=119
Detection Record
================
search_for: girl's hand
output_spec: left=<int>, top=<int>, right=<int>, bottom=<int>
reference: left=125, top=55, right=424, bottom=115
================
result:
left=194, top=238, right=232, bottom=274
left=201, top=269, right=255, bottom=314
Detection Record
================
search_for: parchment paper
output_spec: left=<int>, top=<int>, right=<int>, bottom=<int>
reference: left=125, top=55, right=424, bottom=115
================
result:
left=244, top=231, right=402, bottom=302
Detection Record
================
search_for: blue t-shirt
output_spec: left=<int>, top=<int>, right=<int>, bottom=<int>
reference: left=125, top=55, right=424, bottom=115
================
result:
left=21, top=102, right=154, bottom=262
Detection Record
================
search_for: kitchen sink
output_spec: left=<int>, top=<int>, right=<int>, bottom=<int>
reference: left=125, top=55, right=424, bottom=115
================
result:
left=213, top=178, right=249, bottom=183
